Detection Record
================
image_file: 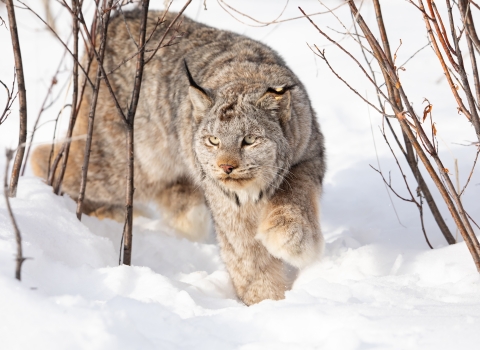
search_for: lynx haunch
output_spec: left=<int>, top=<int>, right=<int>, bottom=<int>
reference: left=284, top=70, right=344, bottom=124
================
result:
left=32, top=10, right=326, bottom=305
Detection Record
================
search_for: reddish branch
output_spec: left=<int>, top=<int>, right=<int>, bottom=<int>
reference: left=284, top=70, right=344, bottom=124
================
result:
left=6, top=0, right=27, bottom=198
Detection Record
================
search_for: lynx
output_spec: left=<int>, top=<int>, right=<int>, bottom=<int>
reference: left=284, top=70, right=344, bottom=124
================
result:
left=32, top=10, right=326, bottom=305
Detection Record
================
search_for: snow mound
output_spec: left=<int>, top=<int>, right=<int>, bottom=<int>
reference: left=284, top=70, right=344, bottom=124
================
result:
left=1, top=178, right=479, bottom=349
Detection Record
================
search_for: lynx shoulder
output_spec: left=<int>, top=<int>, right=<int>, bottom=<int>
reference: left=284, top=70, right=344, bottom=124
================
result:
left=31, top=10, right=326, bottom=305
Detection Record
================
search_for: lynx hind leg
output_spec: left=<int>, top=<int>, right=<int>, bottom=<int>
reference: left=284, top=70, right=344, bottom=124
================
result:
left=30, top=144, right=52, bottom=180
left=81, top=201, right=125, bottom=221
left=31, top=140, right=125, bottom=222
left=156, top=180, right=211, bottom=242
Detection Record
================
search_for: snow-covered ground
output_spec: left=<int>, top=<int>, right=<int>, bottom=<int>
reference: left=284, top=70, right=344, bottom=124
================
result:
left=1, top=1, right=480, bottom=349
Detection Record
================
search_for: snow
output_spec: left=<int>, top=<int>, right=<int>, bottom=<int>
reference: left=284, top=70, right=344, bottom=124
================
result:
left=1, top=0, right=480, bottom=349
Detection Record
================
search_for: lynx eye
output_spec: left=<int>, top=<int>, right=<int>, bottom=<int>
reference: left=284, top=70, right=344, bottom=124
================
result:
left=243, top=135, right=256, bottom=145
left=208, top=136, right=220, bottom=146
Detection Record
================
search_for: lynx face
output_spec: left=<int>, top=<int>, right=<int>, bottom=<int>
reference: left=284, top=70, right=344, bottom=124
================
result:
left=191, top=80, right=293, bottom=203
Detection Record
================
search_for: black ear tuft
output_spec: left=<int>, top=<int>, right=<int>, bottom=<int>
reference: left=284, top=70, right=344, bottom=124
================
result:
left=266, top=84, right=297, bottom=95
left=184, top=59, right=208, bottom=95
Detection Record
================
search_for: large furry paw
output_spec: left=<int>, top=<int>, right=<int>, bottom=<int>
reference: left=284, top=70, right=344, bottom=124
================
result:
left=256, top=205, right=323, bottom=268
left=240, top=278, right=286, bottom=306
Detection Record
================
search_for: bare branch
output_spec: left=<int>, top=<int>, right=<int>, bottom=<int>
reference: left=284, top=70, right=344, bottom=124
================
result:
left=54, top=0, right=81, bottom=195
left=6, top=0, right=27, bottom=198
left=76, top=0, right=116, bottom=220
left=3, top=149, right=26, bottom=280
left=122, top=0, right=152, bottom=265
left=348, top=0, right=479, bottom=262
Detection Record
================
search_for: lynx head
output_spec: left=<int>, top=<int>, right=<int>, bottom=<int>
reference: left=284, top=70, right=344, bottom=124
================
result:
left=185, top=62, right=294, bottom=203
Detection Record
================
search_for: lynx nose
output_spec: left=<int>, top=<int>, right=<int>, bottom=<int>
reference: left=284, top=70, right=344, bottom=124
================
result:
left=219, top=164, right=235, bottom=174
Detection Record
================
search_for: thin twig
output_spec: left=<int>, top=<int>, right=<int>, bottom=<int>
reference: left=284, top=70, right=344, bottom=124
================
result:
left=309, top=45, right=383, bottom=115
left=47, top=105, right=72, bottom=185
left=216, top=0, right=347, bottom=27
left=460, top=147, right=480, bottom=196
left=399, top=43, right=430, bottom=68
left=22, top=50, right=68, bottom=176
left=144, top=0, right=193, bottom=65
left=0, top=74, right=17, bottom=125
left=18, top=1, right=94, bottom=88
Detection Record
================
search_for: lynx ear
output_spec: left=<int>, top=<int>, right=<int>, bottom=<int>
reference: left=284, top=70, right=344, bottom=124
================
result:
left=184, top=60, right=212, bottom=122
left=256, top=86, right=293, bottom=123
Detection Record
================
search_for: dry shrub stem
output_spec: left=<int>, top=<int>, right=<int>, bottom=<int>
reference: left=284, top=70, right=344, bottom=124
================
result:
left=459, top=0, right=480, bottom=109
left=122, top=0, right=151, bottom=265
left=45, top=2, right=96, bottom=188
left=113, top=0, right=190, bottom=264
left=3, top=149, right=26, bottom=281
left=461, top=0, right=480, bottom=55
left=300, top=2, right=480, bottom=271
left=354, top=1, right=479, bottom=266
left=121, top=0, right=192, bottom=265
left=6, top=0, right=27, bottom=198
left=76, top=0, right=115, bottom=220
left=54, top=0, right=80, bottom=195
left=372, top=0, right=455, bottom=245
left=349, top=0, right=480, bottom=269
left=439, top=0, right=480, bottom=138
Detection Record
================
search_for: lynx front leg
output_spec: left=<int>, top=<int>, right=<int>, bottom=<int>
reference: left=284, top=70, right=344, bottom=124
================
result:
left=156, top=179, right=211, bottom=242
left=216, top=229, right=289, bottom=306
left=256, top=161, right=324, bottom=268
